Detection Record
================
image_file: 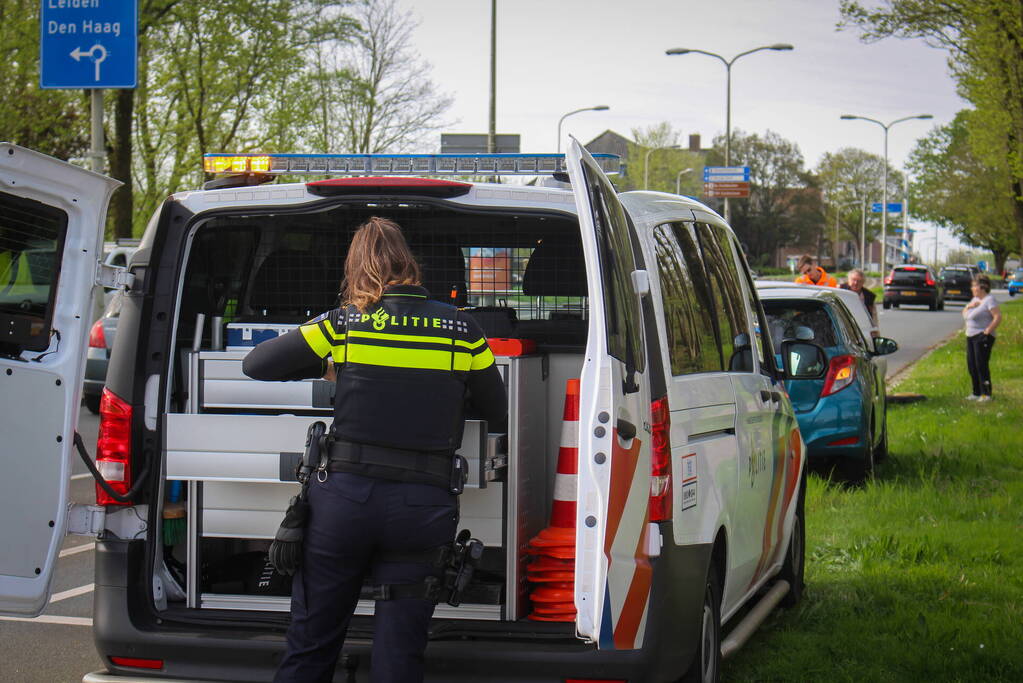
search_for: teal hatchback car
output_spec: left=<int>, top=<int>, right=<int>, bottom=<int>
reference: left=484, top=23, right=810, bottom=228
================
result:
left=758, top=287, right=899, bottom=481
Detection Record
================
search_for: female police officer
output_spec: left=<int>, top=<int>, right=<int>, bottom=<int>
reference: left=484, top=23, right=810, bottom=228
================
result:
left=243, top=217, right=507, bottom=682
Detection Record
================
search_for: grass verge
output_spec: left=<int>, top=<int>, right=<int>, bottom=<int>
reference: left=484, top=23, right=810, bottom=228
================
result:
left=723, top=299, right=1023, bottom=682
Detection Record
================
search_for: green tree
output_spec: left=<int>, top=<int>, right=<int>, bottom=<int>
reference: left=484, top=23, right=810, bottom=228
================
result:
left=715, top=129, right=821, bottom=264
left=616, top=123, right=703, bottom=195
left=841, top=0, right=1023, bottom=258
left=907, top=110, right=1018, bottom=272
left=0, top=1, right=89, bottom=161
left=816, top=147, right=904, bottom=264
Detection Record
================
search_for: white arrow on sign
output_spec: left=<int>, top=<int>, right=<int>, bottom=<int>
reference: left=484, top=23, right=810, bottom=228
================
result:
left=70, top=44, right=108, bottom=82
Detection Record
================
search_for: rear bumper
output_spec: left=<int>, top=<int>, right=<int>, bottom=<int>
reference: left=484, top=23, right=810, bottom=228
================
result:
left=884, top=289, right=938, bottom=305
left=91, top=536, right=711, bottom=682
left=795, top=392, right=868, bottom=460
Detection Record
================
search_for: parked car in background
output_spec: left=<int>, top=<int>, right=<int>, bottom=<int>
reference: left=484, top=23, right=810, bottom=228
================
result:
left=883, top=265, right=944, bottom=311
left=1008, top=268, right=1023, bottom=296
left=759, top=286, right=898, bottom=481
left=756, top=281, right=887, bottom=377
left=939, top=265, right=975, bottom=303
left=83, top=290, right=122, bottom=414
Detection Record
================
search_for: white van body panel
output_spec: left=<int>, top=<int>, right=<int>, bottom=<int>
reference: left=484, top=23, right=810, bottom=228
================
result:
left=568, top=140, right=654, bottom=650
left=0, top=143, right=120, bottom=616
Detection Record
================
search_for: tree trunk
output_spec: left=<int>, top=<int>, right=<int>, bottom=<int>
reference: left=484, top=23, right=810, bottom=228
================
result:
left=992, top=248, right=1008, bottom=276
left=110, top=89, right=134, bottom=239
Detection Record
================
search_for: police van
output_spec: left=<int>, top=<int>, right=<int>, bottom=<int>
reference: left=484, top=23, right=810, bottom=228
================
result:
left=0, top=140, right=817, bottom=682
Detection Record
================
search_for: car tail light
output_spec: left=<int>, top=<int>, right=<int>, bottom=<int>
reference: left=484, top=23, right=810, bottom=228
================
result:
left=88, top=319, right=106, bottom=348
left=925, top=273, right=936, bottom=286
left=96, top=388, right=132, bottom=506
left=649, top=396, right=672, bottom=522
left=827, top=436, right=860, bottom=446
left=110, top=657, right=163, bottom=670
left=821, top=355, right=857, bottom=397
left=884, top=270, right=894, bottom=285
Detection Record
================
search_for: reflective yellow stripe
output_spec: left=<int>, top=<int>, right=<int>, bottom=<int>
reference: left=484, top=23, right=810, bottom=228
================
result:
left=322, top=319, right=345, bottom=341
left=348, top=329, right=454, bottom=346
left=300, top=323, right=332, bottom=358
left=470, top=346, right=495, bottom=370
left=331, top=345, right=347, bottom=363
left=456, top=337, right=487, bottom=350
left=347, top=344, right=472, bottom=371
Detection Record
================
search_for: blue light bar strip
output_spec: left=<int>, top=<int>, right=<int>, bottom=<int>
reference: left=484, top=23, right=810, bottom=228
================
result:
left=204, top=153, right=621, bottom=176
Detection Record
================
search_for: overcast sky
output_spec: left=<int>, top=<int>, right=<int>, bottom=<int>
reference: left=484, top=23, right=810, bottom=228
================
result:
left=394, top=0, right=969, bottom=259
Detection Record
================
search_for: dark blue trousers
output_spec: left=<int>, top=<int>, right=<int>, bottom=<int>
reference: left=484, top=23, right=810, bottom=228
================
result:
left=274, top=473, right=458, bottom=683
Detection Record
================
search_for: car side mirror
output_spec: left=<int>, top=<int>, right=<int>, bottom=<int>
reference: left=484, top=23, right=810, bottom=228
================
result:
left=780, top=340, right=827, bottom=380
left=873, top=337, right=898, bottom=356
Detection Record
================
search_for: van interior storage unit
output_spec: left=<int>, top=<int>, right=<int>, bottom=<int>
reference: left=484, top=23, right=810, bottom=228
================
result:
left=161, top=205, right=588, bottom=622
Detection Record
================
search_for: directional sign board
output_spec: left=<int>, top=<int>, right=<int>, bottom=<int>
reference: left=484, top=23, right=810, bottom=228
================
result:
left=704, top=183, right=750, bottom=198
left=40, top=1, right=138, bottom=89
left=871, top=202, right=903, bottom=214
left=704, top=166, right=750, bottom=182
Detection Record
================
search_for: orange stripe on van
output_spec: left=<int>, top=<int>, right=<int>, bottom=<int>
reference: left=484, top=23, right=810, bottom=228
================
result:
left=613, top=517, right=653, bottom=649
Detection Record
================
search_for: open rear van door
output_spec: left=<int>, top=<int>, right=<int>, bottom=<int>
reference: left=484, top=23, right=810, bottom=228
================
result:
left=565, top=138, right=654, bottom=649
left=0, top=143, right=120, bottom=616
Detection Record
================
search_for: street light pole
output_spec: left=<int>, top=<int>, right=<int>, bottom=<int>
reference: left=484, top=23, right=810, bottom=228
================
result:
left=860, top=196, right=867, bottom=270
left=840, top=113, right=932, bottom=278
left=488, top=0, right=496, bottom=154
left=676, top=167, right=693, bottom=195
left=556, top=105, right=610, bottom=155
left=644, top=144, right=679, bottom=190
left=666, top=43, right=793, bottom=222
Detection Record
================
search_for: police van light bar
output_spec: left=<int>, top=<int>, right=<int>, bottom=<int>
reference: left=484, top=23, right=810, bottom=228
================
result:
left=203, top=153, right=621, bottom=176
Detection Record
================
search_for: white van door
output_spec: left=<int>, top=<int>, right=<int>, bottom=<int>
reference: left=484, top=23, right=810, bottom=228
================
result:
left=566, top=139, right=654, bottom=649
left=0, top=143, right=120, bottom=616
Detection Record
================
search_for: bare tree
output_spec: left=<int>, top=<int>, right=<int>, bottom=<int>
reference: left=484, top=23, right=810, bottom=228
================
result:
left=319, top=0, right=453, bottom=153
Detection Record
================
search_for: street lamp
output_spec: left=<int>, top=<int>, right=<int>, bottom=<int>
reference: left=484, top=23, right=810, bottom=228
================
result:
left=676, top=167, right=693, bottom=195
left=840, top=113, right=933, bottom=278
left=644, top=145, right=680, bottom=190
left=556, top=105, right=610, bottom=154
left=666, top=43, right=793, bottom=221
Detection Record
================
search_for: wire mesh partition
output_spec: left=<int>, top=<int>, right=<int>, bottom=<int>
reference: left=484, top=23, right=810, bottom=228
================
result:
left=181, top=202, right=589, bottom=349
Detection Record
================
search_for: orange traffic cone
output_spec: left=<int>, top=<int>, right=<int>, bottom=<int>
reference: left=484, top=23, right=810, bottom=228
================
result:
left=526, top=379, right=581, bottom=621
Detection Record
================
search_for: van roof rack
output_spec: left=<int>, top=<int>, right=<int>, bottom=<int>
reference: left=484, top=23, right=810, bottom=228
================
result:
left=202, top=152, right=620, bottom=177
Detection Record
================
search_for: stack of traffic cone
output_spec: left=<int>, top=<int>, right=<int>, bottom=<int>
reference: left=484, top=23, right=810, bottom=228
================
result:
left=526, top=378, right=580, bottom=622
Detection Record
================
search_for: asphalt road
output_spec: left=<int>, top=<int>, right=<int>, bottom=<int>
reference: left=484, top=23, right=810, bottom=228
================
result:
left=0, top=290, right=1013, bottom=682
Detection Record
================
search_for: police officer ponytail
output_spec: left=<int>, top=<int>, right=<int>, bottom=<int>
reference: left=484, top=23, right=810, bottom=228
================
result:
left=341, top=217, right=421, bottom=312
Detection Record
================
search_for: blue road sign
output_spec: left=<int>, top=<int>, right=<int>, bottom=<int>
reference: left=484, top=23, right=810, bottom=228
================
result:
left=871, top=202, right=903, bottom=213
left=704, top=166, right=750, bottom=182
left=40, top=1, right=138, bottom=89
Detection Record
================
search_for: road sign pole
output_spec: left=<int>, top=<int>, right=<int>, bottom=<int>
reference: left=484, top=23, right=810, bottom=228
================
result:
left=89, top=89, right=104, bottom=174
left=881, top=128, right=888, bottom=276
left=724, top=62, right=732, bottom=223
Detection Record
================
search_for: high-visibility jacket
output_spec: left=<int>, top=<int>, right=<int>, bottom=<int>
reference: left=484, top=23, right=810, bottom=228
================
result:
left=795, top=266, right=838, bottom=287
left=243, top=284, right=507, bottom=454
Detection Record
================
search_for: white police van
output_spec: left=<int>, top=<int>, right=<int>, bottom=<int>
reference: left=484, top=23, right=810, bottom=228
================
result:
left=0, top=140, right=815, bottom=682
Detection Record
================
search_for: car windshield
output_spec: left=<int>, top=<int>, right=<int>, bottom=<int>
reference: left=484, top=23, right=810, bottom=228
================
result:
left=763, top=300, right=840, bottom=350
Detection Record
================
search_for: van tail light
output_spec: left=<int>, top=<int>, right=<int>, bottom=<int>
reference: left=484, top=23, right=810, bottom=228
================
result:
left=884, top=271, right=894, bottom=285
left=95, top=388, right=132, bottom=506
left=649, top=396, right=672, bottom=522
left=88, top=319, right=106, bottom=348
left=821, top=355, right=857, bottom=397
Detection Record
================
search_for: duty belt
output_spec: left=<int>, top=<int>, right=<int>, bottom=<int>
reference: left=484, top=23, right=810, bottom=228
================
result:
left=327, top=440, right=456, bottom=489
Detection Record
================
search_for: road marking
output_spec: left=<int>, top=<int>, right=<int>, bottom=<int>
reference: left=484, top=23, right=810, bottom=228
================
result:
left=0, top=615, right=93, bottom=627
left=71, top=472, right=93, bottom=481
left=49, top=583, right=94, bottom=604
left=59, top=542, right=95, bottom=558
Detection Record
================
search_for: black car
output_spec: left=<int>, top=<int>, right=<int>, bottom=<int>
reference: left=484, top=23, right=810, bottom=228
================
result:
left=883, top=265, right=944, bottom=311
left=940, top=265, right=975, bottom=303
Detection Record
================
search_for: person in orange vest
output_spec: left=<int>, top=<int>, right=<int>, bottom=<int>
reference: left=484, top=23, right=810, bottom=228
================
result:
left=794, top=254, right=838, bottom=287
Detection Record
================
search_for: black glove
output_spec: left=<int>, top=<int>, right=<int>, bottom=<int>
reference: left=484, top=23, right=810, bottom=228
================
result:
left=268, top=494, right=310, bottom=576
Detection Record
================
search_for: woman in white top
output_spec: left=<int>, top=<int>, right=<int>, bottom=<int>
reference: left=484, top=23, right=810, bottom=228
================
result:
left=962, top=274, right=1002, bottom=401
